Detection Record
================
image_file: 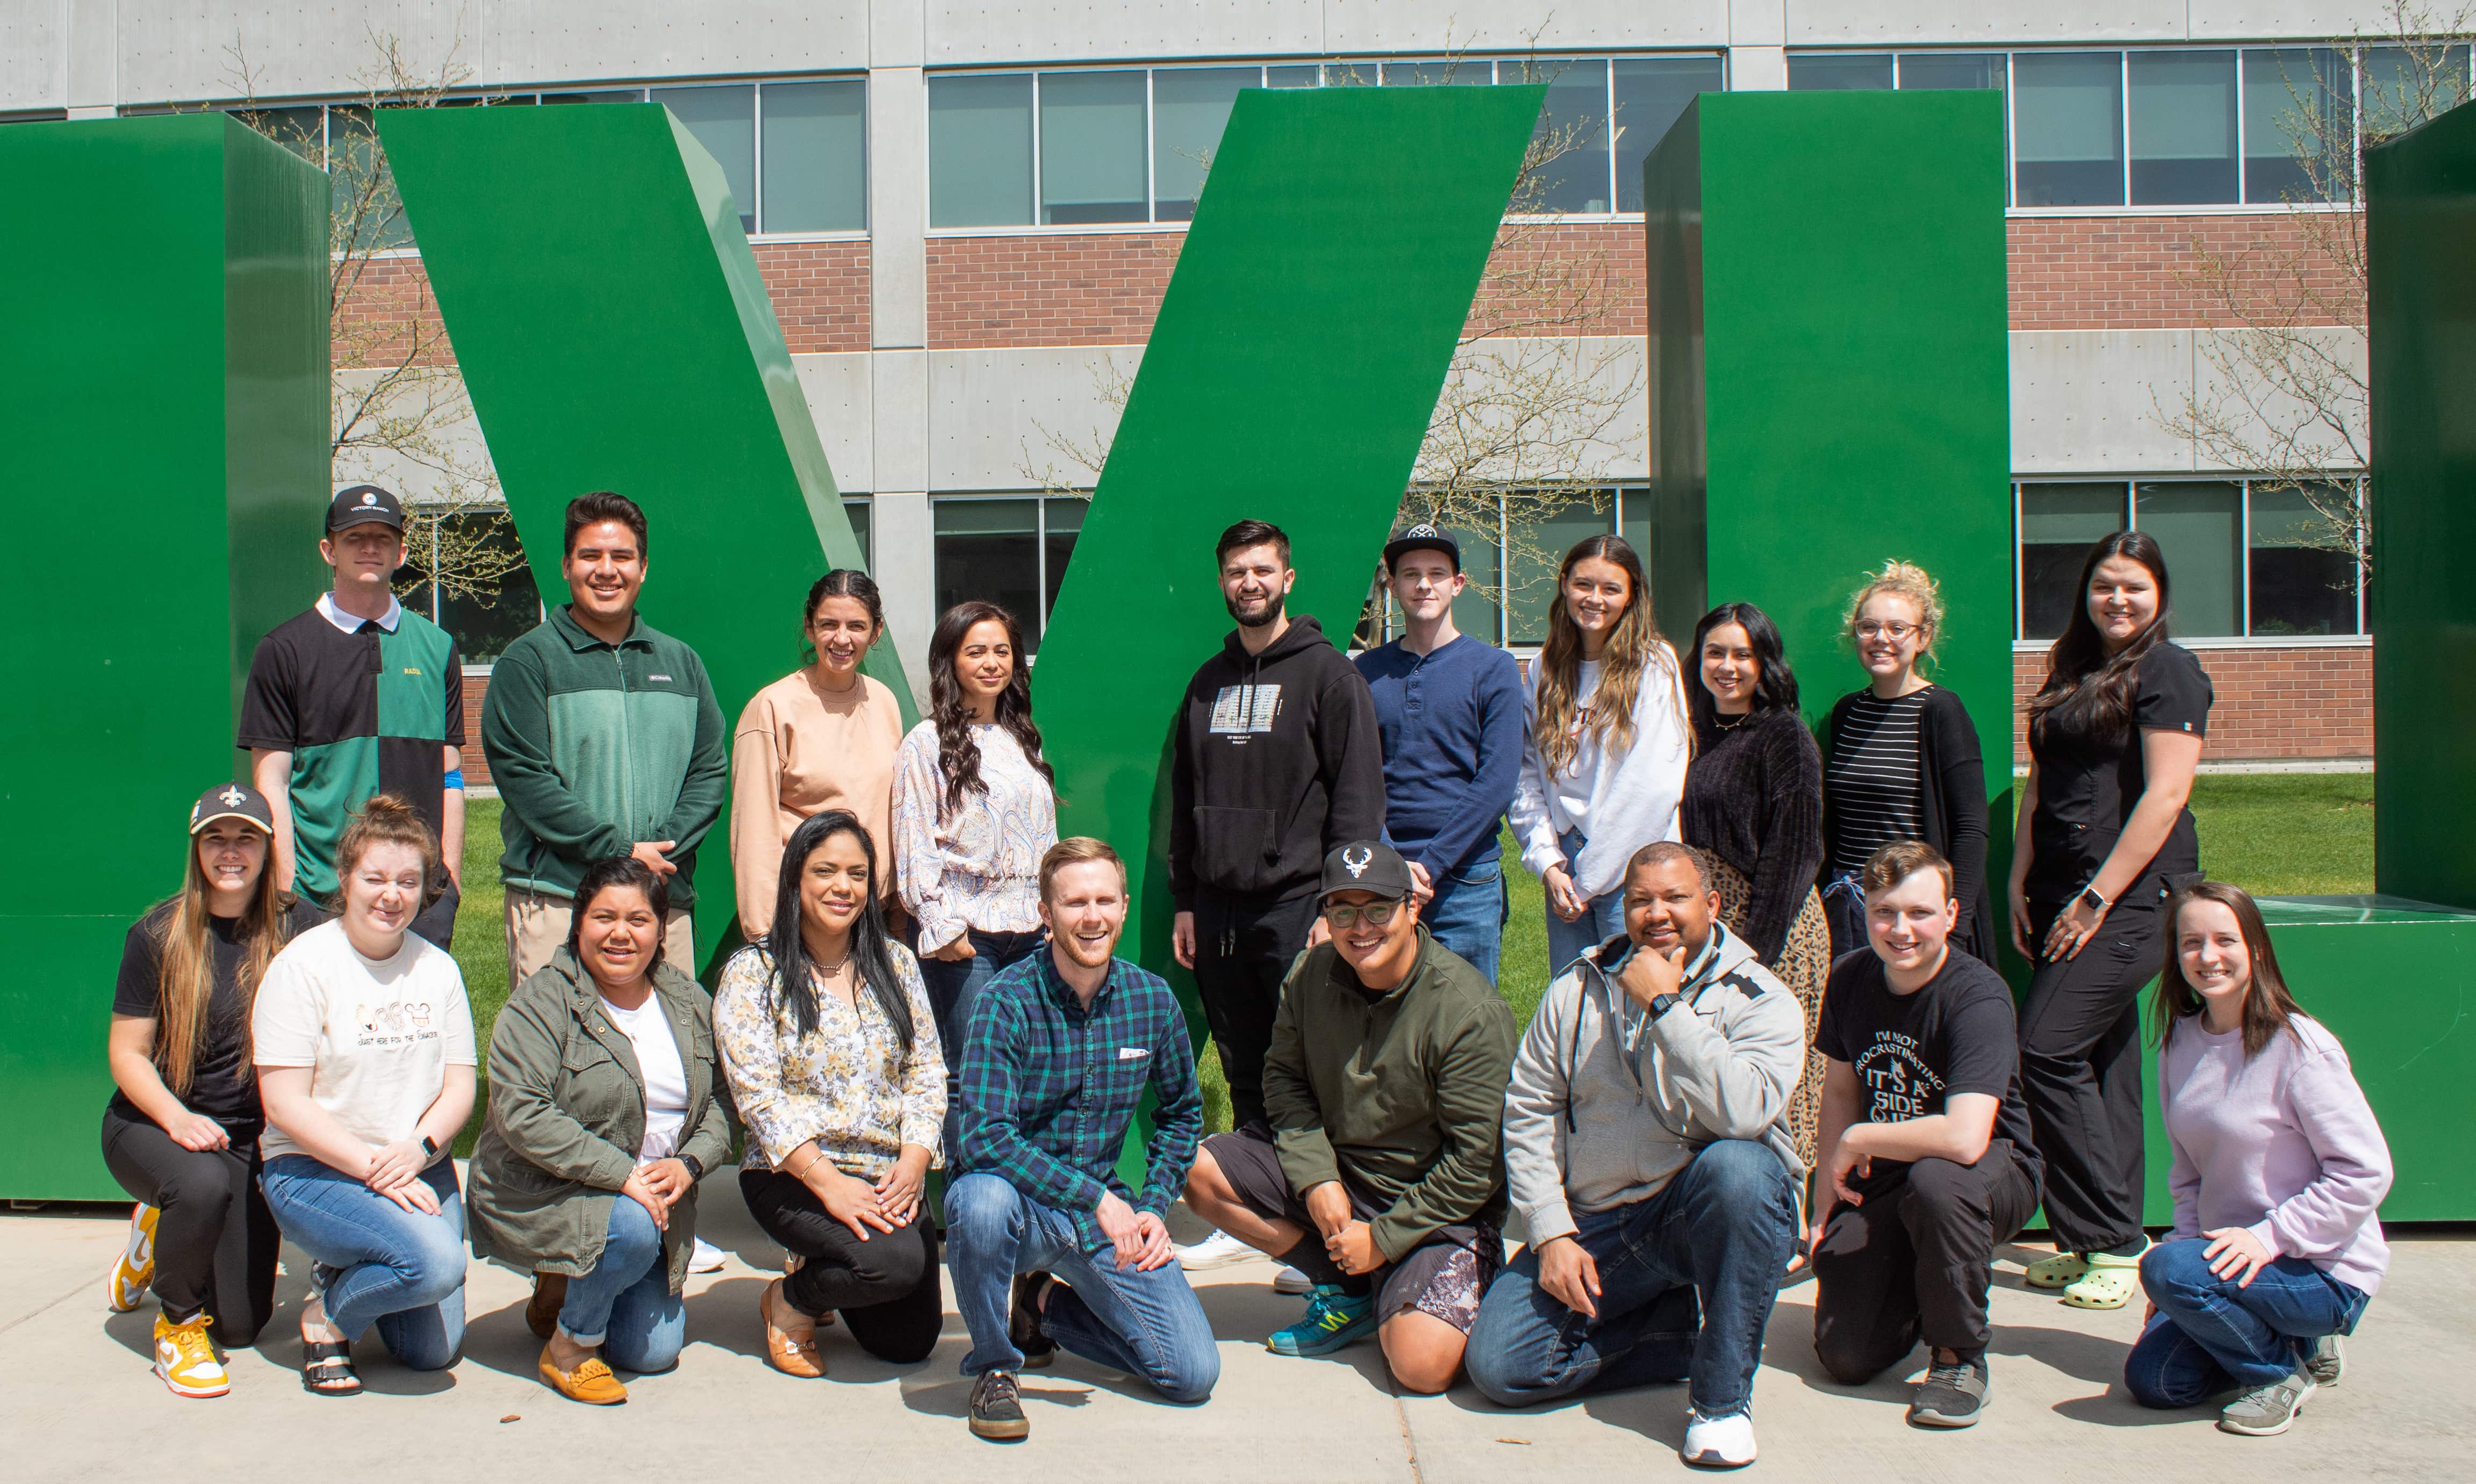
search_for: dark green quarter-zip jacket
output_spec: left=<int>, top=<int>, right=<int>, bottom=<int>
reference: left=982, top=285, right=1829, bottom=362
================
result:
left=1264, top=926, right=1517, bottom=1262
left=482, top=604, right=729, bottom=905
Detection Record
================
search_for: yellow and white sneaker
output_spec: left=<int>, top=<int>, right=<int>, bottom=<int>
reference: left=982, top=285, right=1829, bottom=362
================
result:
left=153, top=1312, right=229, bottom=1398
left=107, top=1204, right=159, bottom=1313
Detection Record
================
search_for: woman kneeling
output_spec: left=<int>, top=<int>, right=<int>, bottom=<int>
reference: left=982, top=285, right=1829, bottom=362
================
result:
left=469, top=855, right=733, bottom=1404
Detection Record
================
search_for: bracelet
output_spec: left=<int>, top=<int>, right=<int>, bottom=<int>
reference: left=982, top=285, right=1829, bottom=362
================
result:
left=783, top=1147, right=824, bottom=1182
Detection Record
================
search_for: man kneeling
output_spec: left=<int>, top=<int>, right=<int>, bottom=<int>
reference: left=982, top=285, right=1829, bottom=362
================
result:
left=1466, top=841, right=1805, bottom=1469
left=1183, top=841, right=1516, bottom=1393
left=1809, top=841, right=2044, bottom=1429
left=946, top=838, right=1218, bottom=1441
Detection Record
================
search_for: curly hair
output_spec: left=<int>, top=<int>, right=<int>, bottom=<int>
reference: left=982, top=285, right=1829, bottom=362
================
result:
left=1841, top=559, right=1947, bottom=671
left=927, top=601, right=1053, bottom=820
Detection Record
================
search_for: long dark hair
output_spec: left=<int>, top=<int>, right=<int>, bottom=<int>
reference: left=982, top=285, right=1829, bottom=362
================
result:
left=802, top=568, right=884, bottom=665
left=927, top=601, right=1053, bottom=820
left=762, top=811, right=914, bottom=1047
left=1534, top=534, right=1678, bottom=777
left=2152, top=881, right=2306, bottom=1059
left=1687, top=601, right=1798, bottom=730
left=2028, top=530, right=2171, bottom=751
left=563, top=854, right=673, bottom=976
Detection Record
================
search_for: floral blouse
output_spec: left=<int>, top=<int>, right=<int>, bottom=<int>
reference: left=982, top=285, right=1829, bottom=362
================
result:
left=713, top=943, right=946, bottom=1177
left=891, top=719, right=1059, bottom=955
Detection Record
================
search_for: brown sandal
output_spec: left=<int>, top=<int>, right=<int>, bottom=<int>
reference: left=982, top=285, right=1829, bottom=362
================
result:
left=762, top=1278, right=825, bottom=1378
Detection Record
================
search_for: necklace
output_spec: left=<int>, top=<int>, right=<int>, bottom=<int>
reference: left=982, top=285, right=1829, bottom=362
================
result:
left=1712, top=710, right=1750, bottom=732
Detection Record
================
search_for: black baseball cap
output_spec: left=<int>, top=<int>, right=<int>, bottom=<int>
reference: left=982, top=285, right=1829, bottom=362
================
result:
left=189, top=782, right=276, bottom=835
left=1382, top=523, right=1460, bottom=573
left=1320, top=840, right=1416, bottom=902
left=327, top=484, right=406, bottom=533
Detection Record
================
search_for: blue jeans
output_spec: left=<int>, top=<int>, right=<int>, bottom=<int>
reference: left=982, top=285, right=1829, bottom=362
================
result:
left=943, top=1172, right=1219, bottom=1402
left=1545, top=830, right=1629, bottom=982
left=556, top=1192, right=686, bottom=1372
left=260, top=1155, right=467, bottom=1370
left=1819, top=868, right=1867, bottom=963
left=919, top=928, right=1046, bottom=1162
left=2125, top=1240, right=2369, bottom=1404
left=1466, top=1140, right=1798, bottom=1417
left=1422, top=856, right=1506, bottom=984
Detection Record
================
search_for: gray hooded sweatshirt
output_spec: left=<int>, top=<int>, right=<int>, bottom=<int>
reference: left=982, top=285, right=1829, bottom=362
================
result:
left=1502, top=921, right=1807, bottom=1245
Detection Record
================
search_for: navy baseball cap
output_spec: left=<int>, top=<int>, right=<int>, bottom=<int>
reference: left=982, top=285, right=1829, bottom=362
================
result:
left=1382, top=523, right=1460, bottom=572
left=189, top=782, right=276, bottom=835
left=327, top=484, right=406, bottom=533
left=1320, top=841, right=1416, bottom=902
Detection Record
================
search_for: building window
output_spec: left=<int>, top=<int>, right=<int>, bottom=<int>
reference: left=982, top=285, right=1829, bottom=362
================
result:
left=396, top=508, right=543, bottom=664
left=841, top=496, right=872, bottom=571
left=2242, top=48, right=2350, bottom=203
left=653, top=84, right=756, bottom=233
left=762, top=80, right=867, bottom=233
left=1788, top=53, right=1895, bottom=91
left=2015, top=479, right=2364, bottom=641
left=2129, top=50, right=2239, bottom=205
left=927, top=55, right=1723, bottom=229
left=929, top=495, right=1088, bottom=649
left=2015, top=52, right=2125, bottom=207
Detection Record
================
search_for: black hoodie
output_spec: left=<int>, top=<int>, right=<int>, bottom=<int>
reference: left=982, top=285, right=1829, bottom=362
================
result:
left=1170, top=615, right=1386, bottom=907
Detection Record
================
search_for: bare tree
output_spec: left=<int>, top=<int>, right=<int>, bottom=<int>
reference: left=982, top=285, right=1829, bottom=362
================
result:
left=2157, top=2, right=2475, bottom=577
left=1018, top=46, right=1645, bottom=632
left=225, top=18, right=526, bottom=616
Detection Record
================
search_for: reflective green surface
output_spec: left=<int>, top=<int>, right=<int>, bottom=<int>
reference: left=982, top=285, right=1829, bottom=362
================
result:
left=2367, top=106, right=2476, bottom=912
left=0, top=116, right=329, bottom=1197
left=377, top=104, right=907, bottom=972
left=1035, top=83, right=1539, bottom=998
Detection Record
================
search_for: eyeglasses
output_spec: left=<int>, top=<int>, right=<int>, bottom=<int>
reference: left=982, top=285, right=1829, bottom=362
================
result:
left=1323, top=899, right=1404, bottom=930
left=1854, top=619, right=1921, bottom=640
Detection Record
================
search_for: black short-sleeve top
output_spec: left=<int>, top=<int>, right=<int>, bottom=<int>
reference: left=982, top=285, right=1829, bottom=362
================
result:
left=2026, top=640, right=2213, bottom=903
left=106, top=897, right=328, bottom=1129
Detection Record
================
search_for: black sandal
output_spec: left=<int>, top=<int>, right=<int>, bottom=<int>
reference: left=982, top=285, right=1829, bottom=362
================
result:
left=301, top=1339, right=362, bottom=1396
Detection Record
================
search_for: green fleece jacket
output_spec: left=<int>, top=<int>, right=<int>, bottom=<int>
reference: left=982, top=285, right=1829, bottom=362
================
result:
left=1264, top=926, right=1517, bottom=1260
left=481, top=605, right=729, bottom=905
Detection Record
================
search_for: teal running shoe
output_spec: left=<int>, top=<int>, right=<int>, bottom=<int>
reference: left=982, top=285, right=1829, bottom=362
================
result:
left=1266, top=1285, right=1376, bottom=1358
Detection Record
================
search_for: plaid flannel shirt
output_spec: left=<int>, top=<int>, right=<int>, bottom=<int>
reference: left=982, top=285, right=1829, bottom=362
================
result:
left=955, top=948, right=1202, bottom=1252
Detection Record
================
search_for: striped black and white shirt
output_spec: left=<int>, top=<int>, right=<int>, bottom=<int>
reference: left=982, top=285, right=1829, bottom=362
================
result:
left=1825, top=686, right=1936, bottom=874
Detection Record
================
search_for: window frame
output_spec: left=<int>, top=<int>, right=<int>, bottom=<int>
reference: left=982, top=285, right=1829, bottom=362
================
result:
left=927, top=492, right=1092, bottom=639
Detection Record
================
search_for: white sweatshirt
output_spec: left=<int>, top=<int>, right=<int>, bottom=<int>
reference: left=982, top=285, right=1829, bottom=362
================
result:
left=1509, top=645, right=1692, bottom=903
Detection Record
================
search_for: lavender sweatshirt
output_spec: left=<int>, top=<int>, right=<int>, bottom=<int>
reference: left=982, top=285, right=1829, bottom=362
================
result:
left=2161, top=1013, right=2392, bottom=1295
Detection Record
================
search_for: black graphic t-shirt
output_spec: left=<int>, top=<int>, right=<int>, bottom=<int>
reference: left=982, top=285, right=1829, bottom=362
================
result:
left=1817, top=948, right=2041, bottom=1187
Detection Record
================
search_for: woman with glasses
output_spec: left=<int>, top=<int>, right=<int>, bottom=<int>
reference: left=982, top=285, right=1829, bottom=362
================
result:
left=1819, top=562, right=1994, bottom=966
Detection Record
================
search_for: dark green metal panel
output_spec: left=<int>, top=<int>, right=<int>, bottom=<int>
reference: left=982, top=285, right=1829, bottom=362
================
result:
left=1642, top=91, right=2014, bottom=799
left=2367, top=103, right=2476, bottom=912
left=376, top=104, right=910, bottom=971
left=0, top=116, right=329, bottom=1198
left=1035, top=84, right=1540, bottom=1001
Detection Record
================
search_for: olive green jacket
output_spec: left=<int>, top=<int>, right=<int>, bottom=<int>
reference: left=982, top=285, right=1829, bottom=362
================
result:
left=468, top=950, right=734, bottom=1292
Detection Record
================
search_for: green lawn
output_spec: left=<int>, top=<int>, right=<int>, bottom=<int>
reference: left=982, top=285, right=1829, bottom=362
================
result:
left=452, top=772, right=2375, bottom=1145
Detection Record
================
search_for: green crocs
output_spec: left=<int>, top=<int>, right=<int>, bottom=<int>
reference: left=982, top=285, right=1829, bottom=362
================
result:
left=2058, top=1240, right=2149, bottom=1310
left=2023, top=1250, right=2089, bottom=1290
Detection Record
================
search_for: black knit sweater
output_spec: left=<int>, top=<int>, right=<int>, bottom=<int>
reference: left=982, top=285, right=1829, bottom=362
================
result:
left=1679, top=706, right=1825, bottom=965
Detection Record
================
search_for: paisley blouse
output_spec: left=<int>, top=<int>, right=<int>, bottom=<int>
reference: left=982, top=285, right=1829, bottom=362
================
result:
left=891, top=719, right=1059, bottom=955
left=712, top=942, right=946, bottom=1176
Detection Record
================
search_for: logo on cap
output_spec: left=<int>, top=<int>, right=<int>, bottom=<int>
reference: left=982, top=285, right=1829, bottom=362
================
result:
left=360, top=492, right=377, bottom=507
left=1343, top=845, right=1373, bottom=878
left=220, top=786, right=246, bottom=807
left=1403, top=523, right=1441, bottom=539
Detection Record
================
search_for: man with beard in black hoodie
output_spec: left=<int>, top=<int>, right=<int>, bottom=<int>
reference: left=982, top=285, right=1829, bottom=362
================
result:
left=1170, top=520, right=1387, bottom=1276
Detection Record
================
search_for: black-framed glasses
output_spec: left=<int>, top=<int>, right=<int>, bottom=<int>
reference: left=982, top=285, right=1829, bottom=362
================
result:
left=1323, top=899, right=1404, bottom=930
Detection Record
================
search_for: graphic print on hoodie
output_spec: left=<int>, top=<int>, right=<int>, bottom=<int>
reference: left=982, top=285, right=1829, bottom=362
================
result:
left=1170, top=615, right=1387, bottom=905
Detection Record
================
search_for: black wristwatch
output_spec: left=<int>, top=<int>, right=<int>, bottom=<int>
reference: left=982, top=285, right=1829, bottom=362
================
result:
left=1647, top=992, right=1683, bottom=1022
left=419, top=1134, right=439, bottom=1158
left=679, top=1154, right=705, bottom=1182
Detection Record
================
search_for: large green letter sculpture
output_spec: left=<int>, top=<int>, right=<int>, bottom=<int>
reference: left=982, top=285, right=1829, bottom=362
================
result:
left=376, top=104, right=907, bottom=970
left=0, top=116, right=330, bottom=1198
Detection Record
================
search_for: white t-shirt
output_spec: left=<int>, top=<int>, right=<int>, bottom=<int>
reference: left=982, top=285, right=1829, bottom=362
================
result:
left=600, top=993, right=690, bottom=1163
left=252, top=920, right=476, bottom=1166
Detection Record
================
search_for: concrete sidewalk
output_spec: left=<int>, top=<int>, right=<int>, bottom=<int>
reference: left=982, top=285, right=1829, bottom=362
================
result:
left=6, top=1179, right=2468, bottom=1482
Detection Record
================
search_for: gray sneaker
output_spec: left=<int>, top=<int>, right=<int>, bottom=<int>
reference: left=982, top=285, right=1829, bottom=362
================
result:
left=2305, top=1334, right=2344, bottom=1386
left=1907, top=1351, right=1989, bottom=1429
left=2219, top=1370, right=2316, bottom=1436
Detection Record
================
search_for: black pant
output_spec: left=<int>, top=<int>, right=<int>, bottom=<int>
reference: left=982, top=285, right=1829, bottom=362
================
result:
left=741, top=1168, right=943, bottom=1363
left=412, top=879, right=460, bottom=952
left=98, top=1103, right=281, bottom=1343
left=1190, top=890, right=1319, bottom=1132
left=2018, top=890, right=2168, bottom=1254
left=1811, top=1143, right=2040, bottom=1381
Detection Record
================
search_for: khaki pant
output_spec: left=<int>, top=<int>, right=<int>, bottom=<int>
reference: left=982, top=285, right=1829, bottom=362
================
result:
left=504, top=883, right=696, bottom=989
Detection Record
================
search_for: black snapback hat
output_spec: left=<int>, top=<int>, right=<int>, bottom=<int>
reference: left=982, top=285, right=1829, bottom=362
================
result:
left=1320, top=840, right=1416, bottom=902
left=1382, top=523, right=1460, bottom=572
left=327, top=484, right=406, bottom=533
left=188, top=782, right=276, bottom=835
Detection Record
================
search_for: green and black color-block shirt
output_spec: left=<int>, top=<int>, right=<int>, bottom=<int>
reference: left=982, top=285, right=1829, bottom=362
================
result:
left=238, top=594, right=463, bottom=902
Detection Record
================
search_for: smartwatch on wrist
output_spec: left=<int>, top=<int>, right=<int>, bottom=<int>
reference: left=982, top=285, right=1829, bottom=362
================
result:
left=1647, top=992, right=1683, bottom=1022
left=679, top=1154, right=705, bottom=1182
left=419, top=1134, right=439, bottom=1159
left=2078, top=884, right=2111, bottom=914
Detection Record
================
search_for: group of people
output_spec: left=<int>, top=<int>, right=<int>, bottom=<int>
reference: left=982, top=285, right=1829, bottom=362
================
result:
left=97, top=488, right=2394, bottom=1461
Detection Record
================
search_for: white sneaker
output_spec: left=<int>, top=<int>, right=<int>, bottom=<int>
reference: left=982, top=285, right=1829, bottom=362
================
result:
left=1681, top=1409, right=1757, bottom=1468
left=107, top=1203, right=158, bottom=1313
left=1175, top=1228, right=1264, bottom=1271
left=1273, top=1265, right=1313, bottom=1295
left=689, top=1237, right=727, bottom=1273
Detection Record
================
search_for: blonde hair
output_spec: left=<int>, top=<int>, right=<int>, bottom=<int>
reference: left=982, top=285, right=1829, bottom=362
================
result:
left=1842, top=559, right=1946, bottom=671
left=151, top=822, right=300, bottom=1097
left=335, top=794, right=441, bottom=901
left=1039, top=836, right=1128, bottom=900
left=1534, top=535, right=1681, bottom=779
